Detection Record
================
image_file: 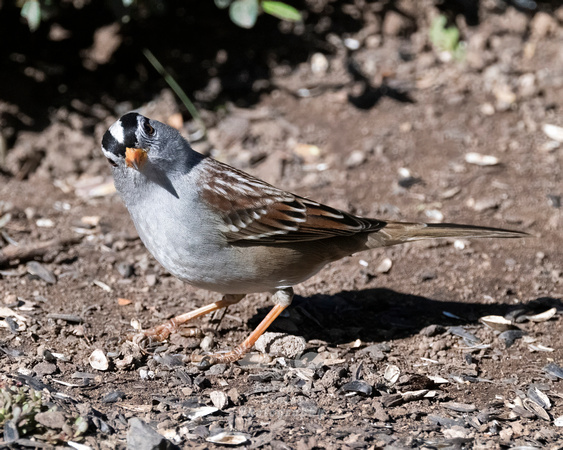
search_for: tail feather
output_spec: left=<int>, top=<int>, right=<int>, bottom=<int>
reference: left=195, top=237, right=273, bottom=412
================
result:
left=368, top=221, right=528, bottom=248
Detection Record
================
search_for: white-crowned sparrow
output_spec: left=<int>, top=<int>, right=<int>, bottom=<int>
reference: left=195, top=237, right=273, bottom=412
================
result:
left=102, top=112, right=526, bottom=367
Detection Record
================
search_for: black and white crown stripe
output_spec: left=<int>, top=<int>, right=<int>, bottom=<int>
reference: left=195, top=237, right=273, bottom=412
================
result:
left=101, top=113, right=141, bottom=160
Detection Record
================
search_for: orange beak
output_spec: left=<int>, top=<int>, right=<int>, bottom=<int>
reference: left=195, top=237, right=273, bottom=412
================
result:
left=125, top=147, right=148, bottom=170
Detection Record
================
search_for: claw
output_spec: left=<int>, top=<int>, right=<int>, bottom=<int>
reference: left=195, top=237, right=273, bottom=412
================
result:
left=195, top=356, right=214, bottom=371
left=131, top=332, right=148, bottom=347
left=190, top=352, right=215, bottom=370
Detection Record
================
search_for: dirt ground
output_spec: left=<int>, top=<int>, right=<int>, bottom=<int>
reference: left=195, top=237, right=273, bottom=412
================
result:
left=1, top=1, right=563, bottom=449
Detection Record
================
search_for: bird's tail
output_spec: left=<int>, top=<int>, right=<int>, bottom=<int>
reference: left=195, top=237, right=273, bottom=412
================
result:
left=367, top=221, right=528, bottom=248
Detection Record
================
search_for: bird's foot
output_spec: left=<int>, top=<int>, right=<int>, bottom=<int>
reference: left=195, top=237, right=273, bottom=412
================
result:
left=191, top=346, right=249, bottom=370
left=128, top=323, right=204, bottom=350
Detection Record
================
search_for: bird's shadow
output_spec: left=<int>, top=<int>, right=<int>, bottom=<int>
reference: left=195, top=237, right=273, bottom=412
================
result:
left=249, top=288, right=562, bottom=345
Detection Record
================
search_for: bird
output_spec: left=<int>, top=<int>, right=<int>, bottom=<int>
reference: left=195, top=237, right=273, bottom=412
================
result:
left=101, top=112, right=527, bottom=368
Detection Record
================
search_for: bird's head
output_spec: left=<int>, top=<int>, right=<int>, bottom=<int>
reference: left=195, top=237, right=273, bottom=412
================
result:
left=101, top=112, right=193, bottom=175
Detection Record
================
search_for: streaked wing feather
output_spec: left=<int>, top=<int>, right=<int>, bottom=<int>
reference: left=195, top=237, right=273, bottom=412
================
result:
left=198, top=158, right=385, bottom=243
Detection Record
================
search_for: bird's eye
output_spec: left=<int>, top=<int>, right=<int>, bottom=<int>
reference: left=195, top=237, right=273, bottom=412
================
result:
left=106, top=157, right=118, bottom=167
left=143, top=121, right=155, bottom=136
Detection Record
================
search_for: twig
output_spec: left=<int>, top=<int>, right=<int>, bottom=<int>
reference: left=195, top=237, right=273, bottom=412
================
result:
left=0, top=235, right=82, bottom=268
left=143, top=48, right=206, bottom=137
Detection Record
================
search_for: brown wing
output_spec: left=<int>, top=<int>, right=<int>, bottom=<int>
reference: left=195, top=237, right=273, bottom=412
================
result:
left=197, top=158, right=386, bottom=244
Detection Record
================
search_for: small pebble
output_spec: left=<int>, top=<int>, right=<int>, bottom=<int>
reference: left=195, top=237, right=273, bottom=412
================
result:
left=3, top=420, right=18, bottom=443
left=454, top=240, right=466, bottom=250
left=547, top=195, right=561, bottom=208
left=299, top=399, right=319, bottom=415
left=33, top=361, right=58, bottom=376
left=310, top=52, right=329, bottom=75
left=425, top=209, right=444, bottom=222
left=375, top=258, right=392, bottom=274
left=117, top=262, right=134, bottom=278
left=480, top=102, right=495, bottom=116
left=464, top=152, right=499, bottom=166
left=127, top=418, right=172, bottom=450
left=35, top=411, right=67, bottom=429
left=340, top=380, right=372, bottom=396
left=210, top=391, right=229, bottom=410
left=102, top=391, right=126, bottom=403
left=345, top=150, right=366, bottom=168
left=81, top=215, right=100, bottom=227
left=343, top=38, right=360, bottom=50
left=199, top=334, right=215, bottom=352
left=154, top=353, right=184, bottom=368
left=255, top=332, right=306, bottom=359
left=27, top=261, right=56, bottom=284
left=358, top=344, right=386, bottom=360
left=384, top=365, right=400, bottom=384
left=139, top=368, right=155, bottom=380
left=499, top=329, right=525, bottom=348
left=542, top=123, right=563, bottom=142
left=293, top=143, right=322, bottom=163
left=397, top=167, right=420, bottom=188
left=24, top=207, right=36, bottom=220
left=207, top=364, right=227, bottom=376
left=36, top=218, right=55, bottom=228
left=89, top=349, right=109, bottom=371
left=145, top=274, right=157, bottom=287
left=467, top=197, right=500, bottom=212
left=530, top=10, right=557, bottom=38
left=420, top=271, right=436, bottom=281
